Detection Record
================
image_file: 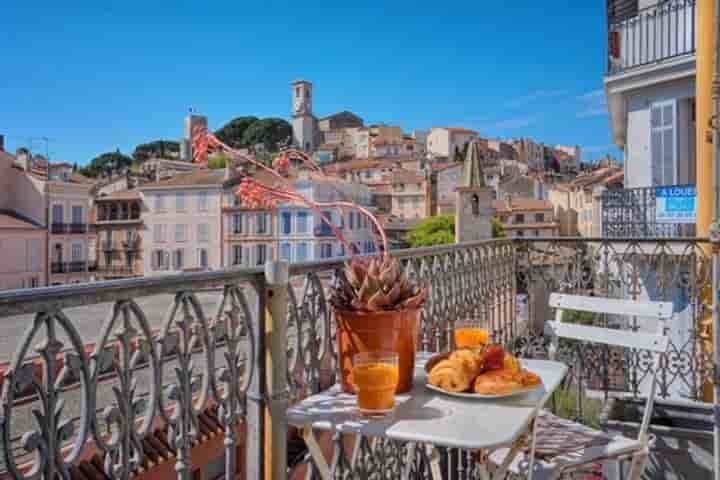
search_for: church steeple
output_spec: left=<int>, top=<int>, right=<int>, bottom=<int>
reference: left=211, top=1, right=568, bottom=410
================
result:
left=463, top=140, right=486, bottom=188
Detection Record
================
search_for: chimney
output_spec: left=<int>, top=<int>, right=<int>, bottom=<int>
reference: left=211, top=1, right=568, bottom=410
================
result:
left=15, top=148, right=30, bottom=171
left=0, top=134, right=4, bottom=151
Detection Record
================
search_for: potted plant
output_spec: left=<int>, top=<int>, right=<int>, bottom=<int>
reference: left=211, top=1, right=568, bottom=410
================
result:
left=192, top=127, right=428, bottom=394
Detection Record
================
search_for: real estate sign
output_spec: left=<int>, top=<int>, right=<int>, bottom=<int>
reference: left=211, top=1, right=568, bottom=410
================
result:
left=655, top=185, right=696, bottom=224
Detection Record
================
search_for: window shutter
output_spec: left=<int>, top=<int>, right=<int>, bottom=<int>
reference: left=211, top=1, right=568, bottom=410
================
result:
left=151, top=250, right=158, bottom=270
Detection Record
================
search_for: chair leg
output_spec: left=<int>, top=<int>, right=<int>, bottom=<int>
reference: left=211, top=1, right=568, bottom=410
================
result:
left=626, top=450, right=649, bottom=480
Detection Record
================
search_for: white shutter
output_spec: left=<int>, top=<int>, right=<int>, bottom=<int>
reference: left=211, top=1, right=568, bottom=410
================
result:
left=650, top=101, right=676, bottom=186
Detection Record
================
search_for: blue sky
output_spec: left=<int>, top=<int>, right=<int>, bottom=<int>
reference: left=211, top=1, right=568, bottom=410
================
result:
left=1, top=1, right=621, bottom=165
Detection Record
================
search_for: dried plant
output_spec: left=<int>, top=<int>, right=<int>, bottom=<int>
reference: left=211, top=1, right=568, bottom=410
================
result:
left=331, top=256, right=427, bottom=312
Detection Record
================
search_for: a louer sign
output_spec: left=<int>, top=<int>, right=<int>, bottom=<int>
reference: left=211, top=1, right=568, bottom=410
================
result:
left=655, top=185, right=696, bottom=224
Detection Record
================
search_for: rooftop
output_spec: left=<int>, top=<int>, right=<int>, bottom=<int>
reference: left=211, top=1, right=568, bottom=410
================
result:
left=141, top=169, right=226, bottom=188
left=492, top=197, right=553, bottom=213
left=96, top=190, right=142, bottom=201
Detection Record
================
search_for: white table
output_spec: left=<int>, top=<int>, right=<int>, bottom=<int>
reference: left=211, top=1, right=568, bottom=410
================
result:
left=287, top=353, right=568, bottom=480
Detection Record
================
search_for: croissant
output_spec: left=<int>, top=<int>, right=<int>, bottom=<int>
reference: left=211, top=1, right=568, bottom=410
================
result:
left=429, top=349, right=482, bottom=392
left=473, top=369, right=542, bottom=395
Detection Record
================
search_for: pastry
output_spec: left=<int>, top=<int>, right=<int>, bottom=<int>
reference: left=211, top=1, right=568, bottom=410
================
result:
left=428, top=356, right=477, bottom=392
left=473, top=368, right=542, bottom=395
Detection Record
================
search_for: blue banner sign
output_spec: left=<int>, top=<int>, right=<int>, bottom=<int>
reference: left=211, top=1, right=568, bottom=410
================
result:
left=655, top=185, right=696, bottom=224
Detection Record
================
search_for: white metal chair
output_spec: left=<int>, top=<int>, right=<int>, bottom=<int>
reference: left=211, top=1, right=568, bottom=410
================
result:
left=489, top=293, right=673, bottom=480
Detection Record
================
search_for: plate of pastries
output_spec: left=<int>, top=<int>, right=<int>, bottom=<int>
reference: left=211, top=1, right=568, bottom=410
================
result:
left=425, top=345, right=543, bottom=398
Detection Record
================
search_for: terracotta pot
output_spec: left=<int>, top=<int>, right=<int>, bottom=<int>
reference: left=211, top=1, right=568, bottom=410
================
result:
left=334, top=307, right=420, bottom=394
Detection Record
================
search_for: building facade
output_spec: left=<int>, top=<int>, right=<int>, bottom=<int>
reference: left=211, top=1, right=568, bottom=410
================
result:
left=427, top=127, right=479, bottom=159
left=94, top=190, right=144, bottom=279
left=389, top=170, right=430, bottom=220
left=140, top=170, right=224, bottom=275
left=0, top=213, right=46, bottom=290
left=492, top=196, right=559, bottom=238
left=513, top=138, right=545, bottom=171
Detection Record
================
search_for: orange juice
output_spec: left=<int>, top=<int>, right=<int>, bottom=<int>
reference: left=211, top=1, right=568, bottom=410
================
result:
left=454, top=327, right=489, bottom=348
left=352, top=353, right=399, bottom=415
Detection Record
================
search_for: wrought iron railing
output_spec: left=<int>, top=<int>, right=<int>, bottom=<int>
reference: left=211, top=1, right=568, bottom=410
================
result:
left=601, top=186, right=696, bottom=238
left=607, top=0, right=696, bottom=75
left=0, top=237, right=711, bottom=479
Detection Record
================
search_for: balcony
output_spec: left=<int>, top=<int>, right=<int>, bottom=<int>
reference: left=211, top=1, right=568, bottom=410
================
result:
left=101, top=240, right=117, bottom=251
left=96, top=207, right=142, bottom=223
left=601, top=185, right=696, bottom=238
left=50, top=223, right=94, bottom=234
left=50, top=223, right=65, bottom=234
left=96, top=265, right=135, bottom=276
left=0, top=237, right=715, bottom=478
left=607, top=0, right=695, bottom=76
left=67, top=261, right=87, bottom=273
left=50, top=261, right=65, bottom=273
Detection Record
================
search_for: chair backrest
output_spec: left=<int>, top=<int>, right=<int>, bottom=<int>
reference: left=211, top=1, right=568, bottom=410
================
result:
left=546, top=293, right=672, bottom=444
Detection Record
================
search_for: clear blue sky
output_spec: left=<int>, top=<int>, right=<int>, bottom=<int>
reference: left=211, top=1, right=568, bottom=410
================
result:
left=1, top=1, right=621, bottom=165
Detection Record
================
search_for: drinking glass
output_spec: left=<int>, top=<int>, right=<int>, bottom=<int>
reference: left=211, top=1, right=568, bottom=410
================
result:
left=351, top=351, right=399, bottom=417
left=454, top=319, right=490, bottom=349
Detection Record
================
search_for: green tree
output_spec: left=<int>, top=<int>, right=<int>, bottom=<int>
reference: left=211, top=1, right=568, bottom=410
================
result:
left=132, top=139, right=180, bottom=163
left=492, top=217, right=505, bottom=238
left=215, top=116, right=259, bottom=148
left=207, top=153, right=231, bottom=170
left=79, top=150, right=133, bottom=177
left=561, top=309, right=596, bottom=325
left=407, top=214, right=455, bottom=247
left=240, top=118, right=292, bottom=151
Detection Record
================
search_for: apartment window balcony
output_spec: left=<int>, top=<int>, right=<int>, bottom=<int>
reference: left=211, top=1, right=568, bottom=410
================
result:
left=50, top=261, right=65, bottom=274
left=607, top=0, right=696, bottom=76
left=601, top=185, right=696, bottom=238
left=68, top=223, right=89, bottom=234
left=67, top=261, right=87, bottom=273
left=97, top=265, right=135, bottom=276
left=50, top=223, right=66, bottom=234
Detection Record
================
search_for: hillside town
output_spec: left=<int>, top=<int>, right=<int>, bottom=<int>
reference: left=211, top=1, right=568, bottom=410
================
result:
left=0, top=80, right=624, bottom=290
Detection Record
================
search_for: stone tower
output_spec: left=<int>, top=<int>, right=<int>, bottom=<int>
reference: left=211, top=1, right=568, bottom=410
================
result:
left=291, top=80, right=318, bottom=152
left=455, top=141, right=494, bottom=243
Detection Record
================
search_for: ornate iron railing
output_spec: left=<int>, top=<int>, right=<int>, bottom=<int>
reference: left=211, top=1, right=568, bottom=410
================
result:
left=601, top=186, right=696, bottom=238
left=0, top=237, right=711, bottom=479
left=607, top=0, right=696, bottom=75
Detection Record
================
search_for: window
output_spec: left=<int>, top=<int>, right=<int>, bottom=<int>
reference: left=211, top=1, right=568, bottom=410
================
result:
left=198, top=223, right=209, bottom=243
left=232, top=214, right=243, bottom=234
left=398, top=197, right=405, bottom=207
left=176, top=192, right=185, bottom=212
left=30, top=278, right=39, bottom=288
left=175, top=224, right=187, bottom=242
left=319, top=211, right=332, bottom=235
left=71, top=243, right=82, bottom=261
left=534, top=230, right=540, bottom=237
left=256, top=213, right=267, bottom=234
left=280, top=242, right=291, bottom=261
left=174, top=249, right=184, bottom=270
left=52, top=204, right=64, bottom=224
left=348, top=211, right=355, bottom=230
left=256, top=244, right=267, bottom=266
left=535, top=213, right=544, bottom=222
left=281, top=211, right=292, bottom=234
left=320, top=243, right=332, bottom=259
left=232, top=245, right=243, bottom=266
left=153, top=250, right=168, bottom=270
left=651, top=101, right=677, bottom=186
left=155, top=193, right=166, bottom=212
left=296, top=210, right=308, bottom=233
left=516, top=230, right=525, bottom=237
left=153, top=224, right=165, bottom=242
left=515, top=214, right=525, bottom=224
left=198, top=191, right=209, bottom=211
left=198, top=248, right=209, bottom=268
left=296, top=242, right=308, bottom=261
left=339, top=243, right=346, bottom=257
left=295, top=87, right=300, bottom=98
left=72, top=205, right=83, bottom=224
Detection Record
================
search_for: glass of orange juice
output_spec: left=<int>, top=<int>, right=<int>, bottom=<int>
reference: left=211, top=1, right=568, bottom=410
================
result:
left=351, top=352, right=399, bottom=417
left=454, top=319, right=490, bottom=349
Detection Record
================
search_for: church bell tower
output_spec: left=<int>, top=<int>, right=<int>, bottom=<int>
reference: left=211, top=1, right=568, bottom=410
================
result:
left=455, top=141, right=494, bottom=242
left=291, top=80, right=317, bottom=152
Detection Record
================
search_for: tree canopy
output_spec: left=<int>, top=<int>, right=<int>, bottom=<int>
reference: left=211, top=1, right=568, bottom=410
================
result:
left=239, top=117, right=292, bottom=151
left=79, top=150, right=133, bottom=178
left=132, top=140, right=180, bottom=163
left=207, top=153, right=231, bottom=170
left=214, top=116, right=259, bottom=148
left=407, top=214, right=505, bottom=247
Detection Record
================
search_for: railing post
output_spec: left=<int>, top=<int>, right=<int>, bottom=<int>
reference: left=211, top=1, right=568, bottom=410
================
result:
left=246, top=274, right=267, bottom=480
left=263, top=261, right=289, bottom=480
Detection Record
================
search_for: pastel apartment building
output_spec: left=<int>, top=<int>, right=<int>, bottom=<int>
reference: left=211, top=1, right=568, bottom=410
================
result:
left=140, top=170, right=224, bottom=275
left=0, top=143, right=95, bottom=288
left=0, top=213, right=46, bottom=290
left=492, top=196, right=559, bottom=238
left=427, top=127, right=478, bottom=159
left=94, top=190, right=144, bottom=279
left=390, top=170, right=431, bottom=220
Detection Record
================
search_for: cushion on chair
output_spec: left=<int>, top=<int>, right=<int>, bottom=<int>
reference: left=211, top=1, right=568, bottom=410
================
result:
left=489, top=411, right=643, bottom=480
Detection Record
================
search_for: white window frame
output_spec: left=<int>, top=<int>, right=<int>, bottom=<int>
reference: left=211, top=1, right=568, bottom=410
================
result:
left=280, top=242, right=292, bottom=261
left=255, top=244, right=267, bottom=266
left=52, top=204, right=64, bottom=224
left=650, top=100, right=678, bottom=186
left=232, top=245, right=243, bottom=266
left=71, top=243, right=82, bottom=261
left=176, top=192, right=186, bottom=212
left=198, top=223, right=209, bottom=243
left=175, top=224, right=187, bottom=242
left=155, top=193, right=166, bottom=212
left=198, top=191, right=209, bottom=211
left=198, top=248, right=209, bottom=268
left=71, top=205, right=83, bottom=224
left=232, top=214, right=243, bottom=234
left=174, top=248, right=184, bottom=270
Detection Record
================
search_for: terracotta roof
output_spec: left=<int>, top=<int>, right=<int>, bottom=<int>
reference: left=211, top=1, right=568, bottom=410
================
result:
left=0, top=213, right=42, bottom=230
left=390, top=169, right=425, bottom=184
left=96, top=190, right=142, bottom=201
left=431, top=162, right=463, bottom=172
left=142, top=169, right=225, bottom=188
left=492, top=198, right=553, bottom=213
left=70, top=172, right=96, bottom=184
left=602, top=171, right=624, bottom=185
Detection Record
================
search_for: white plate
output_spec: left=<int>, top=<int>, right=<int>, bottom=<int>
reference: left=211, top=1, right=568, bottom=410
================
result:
left=425, top=381, right=543, bottom=399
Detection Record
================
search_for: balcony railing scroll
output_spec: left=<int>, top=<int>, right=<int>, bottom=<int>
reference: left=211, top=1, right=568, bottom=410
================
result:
left=0, top=237, right=712, bottom=479
left=607, top=0, right=696, bottom=75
